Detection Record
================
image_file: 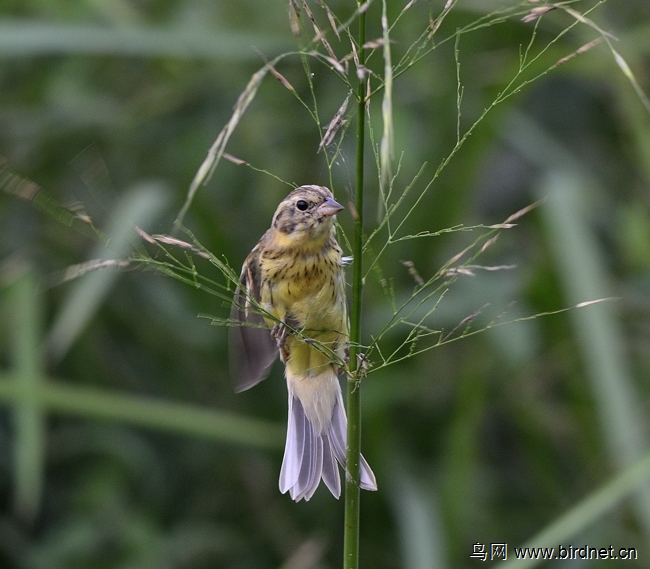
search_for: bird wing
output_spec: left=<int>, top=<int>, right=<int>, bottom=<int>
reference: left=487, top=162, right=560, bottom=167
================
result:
left=228, top=253, right=277, bottom=393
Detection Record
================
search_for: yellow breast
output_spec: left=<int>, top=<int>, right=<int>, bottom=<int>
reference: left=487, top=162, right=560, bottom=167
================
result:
left=259, top=241, right=348, bottom=376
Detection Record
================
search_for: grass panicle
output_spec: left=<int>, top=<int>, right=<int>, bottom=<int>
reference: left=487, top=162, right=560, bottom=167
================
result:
left=3, top=0, right=650, bottom=567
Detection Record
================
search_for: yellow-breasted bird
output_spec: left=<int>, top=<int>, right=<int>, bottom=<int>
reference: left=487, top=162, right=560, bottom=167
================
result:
left=229, top=185, right=377, bottom=501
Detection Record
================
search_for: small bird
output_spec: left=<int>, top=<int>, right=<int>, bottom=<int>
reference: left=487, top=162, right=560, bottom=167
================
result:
left=230, top=185, right=377, bottom=501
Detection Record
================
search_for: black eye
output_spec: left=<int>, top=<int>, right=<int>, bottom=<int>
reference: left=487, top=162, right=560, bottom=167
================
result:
left=296, top=200, right=309, bottom=211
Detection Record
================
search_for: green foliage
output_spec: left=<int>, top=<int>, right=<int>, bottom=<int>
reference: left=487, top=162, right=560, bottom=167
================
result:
left=1, top=0, right=650, bottom=567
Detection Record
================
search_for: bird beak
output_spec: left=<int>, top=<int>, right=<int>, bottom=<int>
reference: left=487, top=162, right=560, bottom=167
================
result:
left=318, top=196, right=344, bottom=217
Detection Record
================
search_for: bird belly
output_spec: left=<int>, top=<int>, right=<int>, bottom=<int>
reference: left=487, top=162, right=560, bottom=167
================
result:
left=285, top=361, right=339, bottom=435
left=259, top=247, right=348, bottom=377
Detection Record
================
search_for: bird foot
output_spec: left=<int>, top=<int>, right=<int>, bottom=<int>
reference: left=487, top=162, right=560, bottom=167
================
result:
left=336, top=345, right=350, bottom=375
left=357, top=352, right=369, bottom=377
left=271, top=323, right=290, bottom=362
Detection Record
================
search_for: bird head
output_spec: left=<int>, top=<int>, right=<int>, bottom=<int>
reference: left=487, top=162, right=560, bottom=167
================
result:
left=271, top=185, right=344, bottom=248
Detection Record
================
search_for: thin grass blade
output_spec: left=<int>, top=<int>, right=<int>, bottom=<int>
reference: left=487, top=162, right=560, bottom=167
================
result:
left=7, top=265, right=46, bottom=524
left=46, top=182, right=169, bottom=362
left=0, top=21, right=290, bottom=60
left=539, top=169, right=650, bottom=537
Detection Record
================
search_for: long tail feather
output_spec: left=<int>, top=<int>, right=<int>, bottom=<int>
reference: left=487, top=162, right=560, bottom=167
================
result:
left=328, top=389, right=377, bottom=492
left=279, top=375, right=377, bottom=501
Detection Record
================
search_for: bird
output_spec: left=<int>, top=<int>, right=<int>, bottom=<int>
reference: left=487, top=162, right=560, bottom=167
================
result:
left=229, top=184, right=377, bottom=502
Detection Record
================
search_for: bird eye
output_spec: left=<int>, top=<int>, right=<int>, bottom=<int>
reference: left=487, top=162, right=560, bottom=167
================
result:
left=296, top=200, right=309, bottom=211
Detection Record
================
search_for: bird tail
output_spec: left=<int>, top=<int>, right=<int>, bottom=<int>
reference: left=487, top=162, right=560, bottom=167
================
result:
left=279, top=374, right=377, bottom=502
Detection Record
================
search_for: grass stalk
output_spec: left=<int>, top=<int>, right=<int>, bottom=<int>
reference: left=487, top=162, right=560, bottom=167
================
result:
left=343, top=4, right=367, bottom=569
left=0, top=375, right=284, bottom=449
left=9, top=266, right=46, bottom=524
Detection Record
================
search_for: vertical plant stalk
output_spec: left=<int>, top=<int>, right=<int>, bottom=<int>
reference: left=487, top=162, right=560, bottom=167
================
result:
left=10, top=266, right=46, bottom=525
left=343, top=4, right=366, bottom=569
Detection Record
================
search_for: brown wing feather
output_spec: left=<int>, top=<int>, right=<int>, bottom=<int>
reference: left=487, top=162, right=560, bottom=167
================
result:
left=228, top=252, right=277, bottom=393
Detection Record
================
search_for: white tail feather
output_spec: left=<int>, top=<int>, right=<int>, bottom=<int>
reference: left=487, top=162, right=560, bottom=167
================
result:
left=279, top=371, right=377, bottom=501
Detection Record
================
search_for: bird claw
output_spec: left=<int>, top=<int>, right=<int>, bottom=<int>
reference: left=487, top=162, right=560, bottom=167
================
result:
left=357, top=352, right=369, bottom=377
left=271, top=323, right=286, bottom=343
left=271, top=323, right=290, bottom=362
left=336, top=345, right=350, bottom=375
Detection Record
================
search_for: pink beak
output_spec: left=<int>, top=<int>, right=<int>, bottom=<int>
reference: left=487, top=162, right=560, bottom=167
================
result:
left=318, top=196, right=344, bottom=217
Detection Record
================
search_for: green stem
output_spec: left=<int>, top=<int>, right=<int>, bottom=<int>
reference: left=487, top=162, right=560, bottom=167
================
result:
left=344, top=4, right=366, bottom=569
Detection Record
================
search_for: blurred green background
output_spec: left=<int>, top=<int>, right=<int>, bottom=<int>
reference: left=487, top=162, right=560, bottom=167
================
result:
left=1, top=0, right=650, bottom=567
